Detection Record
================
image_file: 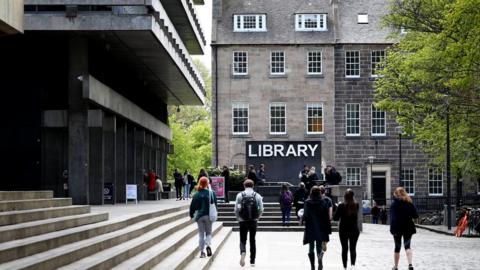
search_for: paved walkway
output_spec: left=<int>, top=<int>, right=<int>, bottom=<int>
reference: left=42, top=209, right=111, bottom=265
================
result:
left=210, top=224, right=480, bottom=270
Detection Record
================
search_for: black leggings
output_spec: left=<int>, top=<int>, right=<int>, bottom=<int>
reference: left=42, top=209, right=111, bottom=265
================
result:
left=393, top=233, right=412, bottom=253
left=339, top=231, right=359, bottom=268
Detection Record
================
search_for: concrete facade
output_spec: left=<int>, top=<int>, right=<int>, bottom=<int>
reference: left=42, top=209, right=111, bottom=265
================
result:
left=212, top=0, right=478, bottom=200
left=0, top=0, right=23, bottom=35
left=0, top=1, right=205, bottom=204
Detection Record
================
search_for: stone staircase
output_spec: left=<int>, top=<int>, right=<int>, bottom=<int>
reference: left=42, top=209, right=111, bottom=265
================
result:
left=0, top=191, right=232, bottom=269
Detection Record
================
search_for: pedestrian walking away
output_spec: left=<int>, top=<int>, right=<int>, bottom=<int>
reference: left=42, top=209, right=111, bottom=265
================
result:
left=235, top=179, right=264, bottom=267
left=173, top=168, right=183, bottom=200
left=390, top=187, right=419, bottom=270
left=294, top=182, right=309, bottom=217
left=371, top=201, right=380, bottom=224
left=380, top=205, right=388, bottom=224
left=302, top=186, right=331, bottom=270
left=333, top=189, right=360, bottom=270
left=183, top=170, right=191, bottom=200
left=189, top=177, right=217, bottom=258
left=278, top=184, right=293, bottom=227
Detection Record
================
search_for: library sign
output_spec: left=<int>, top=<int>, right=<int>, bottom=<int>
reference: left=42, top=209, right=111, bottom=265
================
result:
left=246, top=141, right=321, bottom=183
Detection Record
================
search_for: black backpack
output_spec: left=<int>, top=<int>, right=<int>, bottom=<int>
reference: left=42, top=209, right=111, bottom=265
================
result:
left=240, top=192, right=259, bottom=220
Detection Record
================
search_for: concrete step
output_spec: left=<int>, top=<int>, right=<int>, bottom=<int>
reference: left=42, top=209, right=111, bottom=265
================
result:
left=182, top=227, right=232, bottom=270
left=218, top=216, right=289, bottom=222
left=218, top=211, right=295, bottom=216
left=0, top=206, right=188, bottom=265
left=0, top=210, right=190, bottom=269
left=0, top=205, right=90, bottom=226
left=0, top=198, right=72, bottom=212
left=0, top=191, right=53, bottom=201
left=232, top=226, right=306, bottom=232
left=149, top=222, right=224, bottom=270
left=111, top=221, right=216, bottom=270
left=58, top=217, right=193, bottom=270
left=0, top=212, right=109, bottom=243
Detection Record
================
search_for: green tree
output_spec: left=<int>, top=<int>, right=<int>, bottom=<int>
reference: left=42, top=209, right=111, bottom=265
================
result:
left=167, top=59, right=212, bottom=182
left=375, top=0, right=480, bottom=177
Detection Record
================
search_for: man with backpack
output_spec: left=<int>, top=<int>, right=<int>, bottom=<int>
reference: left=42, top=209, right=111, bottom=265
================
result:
left=235, top=179, right=264, bottom=267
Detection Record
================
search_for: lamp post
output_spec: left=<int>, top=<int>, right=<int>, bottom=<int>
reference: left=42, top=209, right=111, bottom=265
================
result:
left=396, top=125, right=403, bottom=187
left=446, top=105, right=452, bottom=230
left=368, top=155, right=375, bottom=205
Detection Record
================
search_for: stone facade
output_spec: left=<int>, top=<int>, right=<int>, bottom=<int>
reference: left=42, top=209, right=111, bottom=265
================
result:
left=213, top=0, right=479, bottom=200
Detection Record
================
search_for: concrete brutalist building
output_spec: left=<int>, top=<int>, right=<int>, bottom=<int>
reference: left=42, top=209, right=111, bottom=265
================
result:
left=0, top=0, right=206, bottom=204
left=212, top=0, right=479, bottom=202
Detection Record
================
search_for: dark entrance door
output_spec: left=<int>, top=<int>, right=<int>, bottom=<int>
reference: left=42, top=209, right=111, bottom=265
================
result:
left=372, top=172, right=386, bottom=206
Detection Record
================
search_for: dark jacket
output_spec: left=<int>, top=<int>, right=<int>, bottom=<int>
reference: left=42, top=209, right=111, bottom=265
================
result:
left=294, top=188, right=309, bottom=207
left=247, top=170, right=258, bottom=185
left=303, top=197, right=331, bottom=244
left=189, top=189, right=217, bottom=221
left=173, top=172, right=183, bottom=186
left=389, top=198, right=418, bottom=235
left=306, top=173, right=319, bottom=190
left=333, top=202, right=359, bottom=234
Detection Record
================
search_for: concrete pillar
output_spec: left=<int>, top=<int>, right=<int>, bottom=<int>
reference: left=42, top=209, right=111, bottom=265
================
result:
left=68, top=36, right=89, bottom=205
left=103, top=114, right=116, bottom=202
left=135, top=128, right=145, bottom=200
left=153, top=136, right=160, bottom=178
left=127, top=125, right=135, bottom=185
left=116, top=120, right=127, bottom=202
left=145, top=132, right=152, bottom=172
left=89, top=110, right=104, bottom=205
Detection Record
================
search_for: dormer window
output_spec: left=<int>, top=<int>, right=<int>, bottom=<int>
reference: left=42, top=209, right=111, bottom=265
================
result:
left=295, top=14, right=327, bottom=31
left=233, top=14, right=267, bottom=32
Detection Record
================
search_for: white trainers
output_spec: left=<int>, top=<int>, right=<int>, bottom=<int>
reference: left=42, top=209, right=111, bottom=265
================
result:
left=240, top=252, right=246, bottom=267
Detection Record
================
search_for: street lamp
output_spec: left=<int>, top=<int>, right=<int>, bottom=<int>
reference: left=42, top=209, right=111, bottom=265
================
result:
left=446, top=104, right=452, bottom=230
left=368, top=155, right=375, bottom=205
left=396, top=125, right=404, bottom=187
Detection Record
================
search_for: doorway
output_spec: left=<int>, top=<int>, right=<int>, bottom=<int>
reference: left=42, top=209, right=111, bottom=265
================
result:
left=372, top=171, right=386, bottom=206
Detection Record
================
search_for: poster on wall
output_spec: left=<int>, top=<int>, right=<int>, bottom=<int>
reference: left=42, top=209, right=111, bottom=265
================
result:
left=246, top=141, right=322, bottom=184
left=210, top=176, right=225, bottom=199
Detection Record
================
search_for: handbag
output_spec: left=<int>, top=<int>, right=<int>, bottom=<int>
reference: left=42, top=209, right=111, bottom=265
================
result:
left=208, top=190, right=218, bottom=222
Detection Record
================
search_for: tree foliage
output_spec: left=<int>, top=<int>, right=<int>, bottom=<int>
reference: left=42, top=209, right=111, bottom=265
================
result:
left=167, top=59, right=212, bottom=181
left=375, top=0, right=480, bottom=177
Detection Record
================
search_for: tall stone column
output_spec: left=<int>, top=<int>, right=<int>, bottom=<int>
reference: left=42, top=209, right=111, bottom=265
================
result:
left=88, top=110, right=104, bottom=205
left=103, top=114, right=116, bottom=202
left=135, top=128, right=145, bottom=200
left=116, top=120, right=127, bottom=202
left=68, top=36, right=89, bottom=205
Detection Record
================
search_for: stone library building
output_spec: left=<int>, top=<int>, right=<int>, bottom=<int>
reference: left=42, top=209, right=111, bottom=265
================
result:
left=211, top=0, right=479, bottom=203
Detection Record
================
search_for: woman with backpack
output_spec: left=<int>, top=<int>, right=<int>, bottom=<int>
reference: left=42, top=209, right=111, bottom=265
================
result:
left=189, top=177, right=217, bottom=258
left=333, top=189, right=360, bottom=270
left=279, top=184, right=293, bottom=227
left=390, top=187, right=418, bottom=270
left=302, top=186, right=330, bottom=270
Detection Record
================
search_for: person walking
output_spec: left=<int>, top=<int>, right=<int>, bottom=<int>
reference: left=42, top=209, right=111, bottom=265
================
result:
left=333, top=189, right=360, bottom=270
left=183, top=170, right=191, bottom=200
left=293, top=182, right=309, bottom=217
left=173, top=168, right=183, bottom=200
left=390, top=187, right=418, bottom=270
left=302, top=186, right=331, bottom=270
left=189, top=177, right=217, bottom=258
left=279, top=184, right=293, bottom=227
left=371, top=201, right=380, bottom=224
left=235, top=179, right=264, bottom=267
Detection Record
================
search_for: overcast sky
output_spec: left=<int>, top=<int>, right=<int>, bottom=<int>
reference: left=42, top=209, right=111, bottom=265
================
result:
left=192, top=0, right=213, bottom=71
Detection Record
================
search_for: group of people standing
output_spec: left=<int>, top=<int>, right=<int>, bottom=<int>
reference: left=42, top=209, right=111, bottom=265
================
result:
left=247, top=164, right=267, bottom=186
left=173, top=168, right=208, bottom=200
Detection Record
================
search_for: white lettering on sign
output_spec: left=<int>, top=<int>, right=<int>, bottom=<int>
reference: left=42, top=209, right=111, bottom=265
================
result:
left=248, top=143, right=320, bottom=157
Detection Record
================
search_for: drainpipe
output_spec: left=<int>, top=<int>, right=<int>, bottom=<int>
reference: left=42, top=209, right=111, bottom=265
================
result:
left=213, top=45, right=219, bottom=167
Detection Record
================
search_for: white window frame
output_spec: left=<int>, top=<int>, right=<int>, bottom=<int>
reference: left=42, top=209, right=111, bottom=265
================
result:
left=232, top=103, right=249, bottom=135
left=428, top=168, right=444, bottom=196
left=295, top=14, right=327, bottom=31
left=345, top=50, right=360, bottom=78
left=357, top=14, right=369, bottom=24
left=270, top=51, right=285, bottom=75
left=371, top=105, right=386, bottom=136
left=371, top=50, right=385, bottom=77
left=306, top=103, right=324, bottom=134
left=346, top=168, right=361, bottom=186
left=307, top=51, right=323, bottom=75
left=402, top=168, right=415, bottom=196
left=269, top=103, right=287, bottom=135
left=232, top=51, right=248, bottom=75
left=346, top=103, right=361, bottom=136
left=233, top=14, right=267, bottom=32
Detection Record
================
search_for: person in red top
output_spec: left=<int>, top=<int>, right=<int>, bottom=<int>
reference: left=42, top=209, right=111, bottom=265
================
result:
left=147, top=169, right=156, bottom=191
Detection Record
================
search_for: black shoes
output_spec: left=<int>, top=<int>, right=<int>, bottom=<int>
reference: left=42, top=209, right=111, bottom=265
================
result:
left=206, top=246, right=212, bottom=257
left=409, top=264, right=414, bottom=270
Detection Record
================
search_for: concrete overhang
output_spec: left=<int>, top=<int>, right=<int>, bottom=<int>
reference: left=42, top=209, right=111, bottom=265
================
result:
left=0, top=0, right=24, bottom=35
left=24, top=1, right=206, bottom=106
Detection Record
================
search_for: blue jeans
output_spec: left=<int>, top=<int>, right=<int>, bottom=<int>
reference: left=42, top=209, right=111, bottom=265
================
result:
left=281, top=206, right=291, bottom=225
left=184, top=184, right=190, bottom=199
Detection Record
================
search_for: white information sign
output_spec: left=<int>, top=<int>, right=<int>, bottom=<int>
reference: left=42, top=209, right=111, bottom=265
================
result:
left=126, top=184, right=138, bottom=204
